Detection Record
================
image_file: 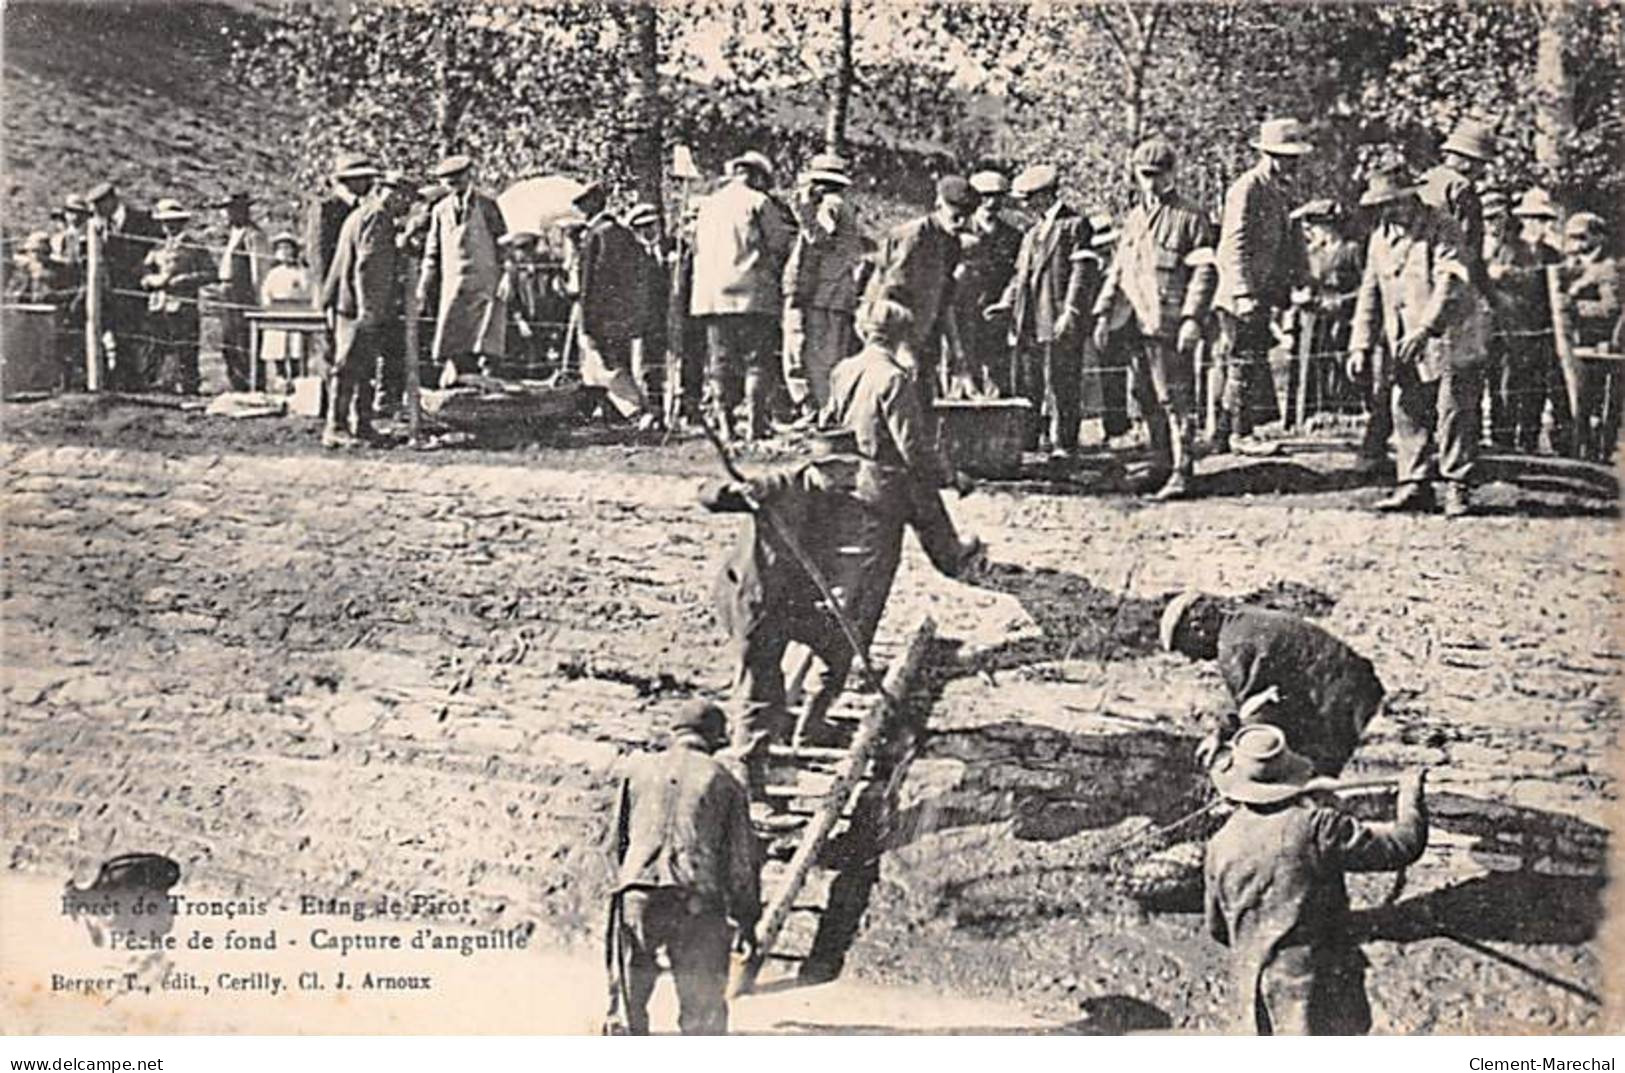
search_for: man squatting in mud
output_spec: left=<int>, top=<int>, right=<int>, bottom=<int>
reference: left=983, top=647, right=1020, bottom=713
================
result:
left=702, top=298, right=984, bottom=798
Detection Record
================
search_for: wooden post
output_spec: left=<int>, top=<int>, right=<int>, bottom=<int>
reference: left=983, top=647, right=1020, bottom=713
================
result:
left=1295, top=309, right=1317, bottom=429
left=404, top=254, right=422, bottom=445
left=730, top=617, right=936, bottom=999
left=84, top=220, right=104, bottom=392
left=1548, top=263, right=1582, bottom=456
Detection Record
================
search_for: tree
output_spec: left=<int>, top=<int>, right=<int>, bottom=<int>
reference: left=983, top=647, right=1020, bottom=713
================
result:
left=824, top=0, right=853, bottom=156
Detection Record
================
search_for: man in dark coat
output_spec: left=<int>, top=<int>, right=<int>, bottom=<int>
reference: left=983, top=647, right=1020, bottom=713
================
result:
left=1213, top=118, right=1313, bottom=453
left=574, top=183, right=650, bottom=425
left=1160, top=589, right=1384, bottom=778
left=319, top=171, right=407, bottom=448
left=607, top=700, right=759, bottom=1036
left=956, top=170, right=1024, bottom=396
left=1206, top=725, right=1428, bottom=1035
left=986, top=164, right=1094, bottom=456
left=705, top=299, right=981, bottom=792
left=86, top=181, right=159, bottom=390
left=305, top=155, right=377, bottom=378
left=862, top=175, right=977, bottom=403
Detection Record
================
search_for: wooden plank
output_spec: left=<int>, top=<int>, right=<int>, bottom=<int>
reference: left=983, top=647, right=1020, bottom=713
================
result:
left=730, top=616, right=936, bottom=998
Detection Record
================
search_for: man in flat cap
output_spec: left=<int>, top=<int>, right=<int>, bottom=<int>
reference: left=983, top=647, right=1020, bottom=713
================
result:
left=956, top=169, right=1024, bottom=396
left=1092, top=137, right=1215, bottom=497
left=572, top=182, right=650, bottom=425
left=1563, top=211, right=1622, bottom=462
left=321, top=171, right=410, bottom=448
left=417, top=154, right=509, bottom=384
left=213, top=192, right=271, bottom=392
left=606, top=699, right=759, bottom=1035
left=863, top=174, right=977, bottom=409
left=1214, top=118, right=1313, bottom=455
left=984, top=164, right=1094, bottom=458
left=86, top=181, right=160, bottom=390
left=782, top=153, right=866, bottom=416
left=1348, top=165, right=1479, bottom=515
left=624, top=202, right=671, bottom=416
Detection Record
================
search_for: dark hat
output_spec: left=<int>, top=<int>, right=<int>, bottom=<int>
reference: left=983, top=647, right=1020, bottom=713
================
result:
left=936, top=174, right=977, bottom=211
left=86, top=181, right=116, bottom=203
left=498, top=229, right=540, bottom=247
left=671, top=699, right=726, bottom=739
left=210, top=192, right=252, bottom=210
left=1358, top=165, right=1421, bottom=207
left=1131, top=137, right=1176, bottom=175
left=572, top=183, right=607, bottom=214
left=1210, top=724, right=1316, bottom=804
left=1011, top=164, right=1058, bottom=197
left=63, top=194, right=90, bottom=215
left=76, top=853, right=182, bottom=895
left=433, top=154, right=473, bottom=179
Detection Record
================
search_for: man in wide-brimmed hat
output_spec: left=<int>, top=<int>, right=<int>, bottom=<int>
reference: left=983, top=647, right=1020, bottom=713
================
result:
left=605, top=699, right=759, bottom=1035
left=305, top=153, right=378, bottom=312
left=1160, top=588, right=1384, bottom=778
left=86, top=180, right=160, bottom=390
left=781, top=153, right=865, bottom=416
left=1092, top=136, right=1215, bottom=497
left=1348, top=165, right=1482, bottom=515
left=211, top=192, right=271, bottom=391
left=1214, top=117, right=1314, bottom=455
left=139, top=199, right=214, bottom=394
left=689, top=150, right=797, bottom=441
left=1205, top=724, right=1428, bottom=1035
left=417, top=154, right=509, bottom=385
left=1483, top=187, right=1568, bottom=453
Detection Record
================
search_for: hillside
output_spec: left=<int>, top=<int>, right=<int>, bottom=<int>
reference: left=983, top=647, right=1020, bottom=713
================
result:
left=2, top=0, right=303, bottom=243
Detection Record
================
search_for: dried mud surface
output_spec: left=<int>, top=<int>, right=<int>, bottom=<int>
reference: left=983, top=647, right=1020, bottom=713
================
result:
left=1, top=398, right=1619, bottom=1034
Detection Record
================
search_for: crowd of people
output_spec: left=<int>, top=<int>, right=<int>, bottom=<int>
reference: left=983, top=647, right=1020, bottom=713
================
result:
left=7, top=114, right=1623, bottom=506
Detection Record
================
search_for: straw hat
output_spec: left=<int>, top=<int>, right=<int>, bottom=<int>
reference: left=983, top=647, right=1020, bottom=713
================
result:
left=1011, top=164, right=1058, bottom=197
left=1088, top=211, right=1118, bottom=248
left=1511, top=188, right=1558, bottom=220
left=269, top=231, right=300, bottom=250
left=151, top=198, right=192, bottom=222
left=332, top=154, right=379, bottom=181
left=970, top=170, right=1009, bottom=196
left=727, top=150, right=774, bottom=178
left=803, top=166, right=852, bottom=188
left=433, top=154, right=473, bottom=179
left=1289, top=198, right=1340, bottom=223
left=1210, top=724, right=1316, bottom=805
left=1252, top=117, right=1313, bottom=156
left=1440, top=118, right=1495, bottom=163
left=624, top=202, right=661, bottom=228
left=1159, top=590, right=1204, bottom=652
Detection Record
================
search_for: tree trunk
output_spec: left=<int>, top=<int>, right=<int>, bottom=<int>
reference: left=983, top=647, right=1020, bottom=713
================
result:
left=434, top=22, right=457, bottom=159
left=629, top=0, right=665, bottom=229
left=824, top=0, right=854, bottom=158
left=1533, top=0, right=1575, bottom=207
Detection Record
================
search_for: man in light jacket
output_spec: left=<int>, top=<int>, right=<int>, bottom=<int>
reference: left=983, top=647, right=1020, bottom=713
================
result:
left=1348, top=165, right=1478, bottom=516
left=690, top=151, right=796, bottom=442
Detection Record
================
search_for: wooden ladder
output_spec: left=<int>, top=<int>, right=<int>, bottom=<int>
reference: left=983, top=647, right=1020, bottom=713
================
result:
left=733, top=617, right=936, bottom=996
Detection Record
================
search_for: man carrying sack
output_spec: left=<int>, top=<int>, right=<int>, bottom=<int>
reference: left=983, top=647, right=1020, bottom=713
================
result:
left=604, top=700, right=760, bottom=1036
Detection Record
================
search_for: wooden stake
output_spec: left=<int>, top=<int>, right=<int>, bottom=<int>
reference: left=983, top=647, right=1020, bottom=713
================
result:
left=84, top=220, right=104, bottom=392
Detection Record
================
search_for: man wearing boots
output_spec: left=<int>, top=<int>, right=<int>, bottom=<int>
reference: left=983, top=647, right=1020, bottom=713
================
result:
left=1348, top=166, right=1478, bottom=516
left=690, top=151, right=796, bottom=442
left=1214, top=118, right=1313, bottom=455
left=319, top=171, right=408, bottom=448
left=1090, top=137, right=1216, bottom=498
left=607, top=700, right=759, bottom=1036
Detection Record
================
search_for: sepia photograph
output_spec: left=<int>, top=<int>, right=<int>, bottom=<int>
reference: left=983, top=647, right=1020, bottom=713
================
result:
left=0, top=0, right=1621, bottom=1047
